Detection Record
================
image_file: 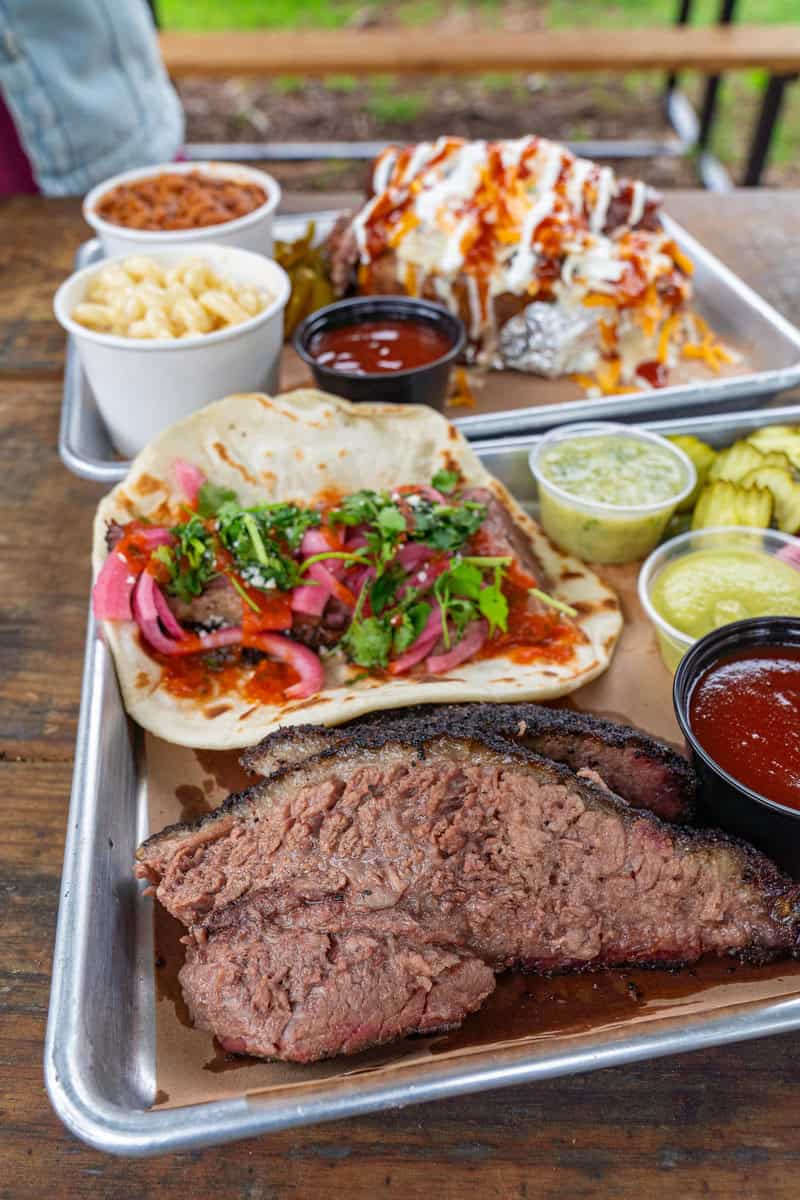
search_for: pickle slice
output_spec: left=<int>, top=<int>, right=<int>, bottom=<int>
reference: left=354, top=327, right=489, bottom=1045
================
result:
left=734, top=484, right=775, bottom=529
left=691, top=480, right=773, bottom=530
left=740, top=465, right=800, bottom=534
left=708, top=440, right=766, bottom=484
left=746, top=425, right=800, bottom=470
left=667, top=435, right=717, bottom=510
left=274, top=220, right=336, bottom=339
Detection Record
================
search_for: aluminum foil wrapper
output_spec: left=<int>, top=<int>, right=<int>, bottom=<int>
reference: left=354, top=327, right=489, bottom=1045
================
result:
left=498, top=302, right=601, bottom=376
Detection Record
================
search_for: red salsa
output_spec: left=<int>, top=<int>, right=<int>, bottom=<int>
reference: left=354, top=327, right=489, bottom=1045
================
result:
left=310, top=320, right=452, bottom=375
left=689, top=646, right=800, bottom=810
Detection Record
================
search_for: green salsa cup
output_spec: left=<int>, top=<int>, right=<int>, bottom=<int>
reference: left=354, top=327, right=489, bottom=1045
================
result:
left=639, top=526, right=800, bottom=673
left=529, top=422, right=696, bottom=565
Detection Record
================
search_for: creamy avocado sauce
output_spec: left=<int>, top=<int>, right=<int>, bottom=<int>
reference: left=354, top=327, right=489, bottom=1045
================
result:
left=540, top=434, right=686, bottom=507
left=652, top=548, right=800, bottom=639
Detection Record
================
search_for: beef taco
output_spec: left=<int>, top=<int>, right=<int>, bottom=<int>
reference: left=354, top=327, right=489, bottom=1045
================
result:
left=92, top=389, right=622, bottom=748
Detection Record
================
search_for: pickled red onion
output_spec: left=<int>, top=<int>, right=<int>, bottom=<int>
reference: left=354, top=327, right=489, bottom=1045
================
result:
left=396, top=543, right=430, bottom=572
left=291, top=573, right=329, bottom=617
left=132, top=573, right=243, bottom=656
left=309, top=561, right=356, bottom=608
left=93, top=551, right=136, bottom=621
left=174, top=459, right=206, bottom=506
left=426, top=620, right=488, bottom=674
left=136, top=527, right=174, bottom=547
left=245, top=632, right=324, bottom=699
left=133, top=572, right=186, bottom=654
left=152, top=585, right=187, bottom=640
left=388, top=604, right=442, bottom=674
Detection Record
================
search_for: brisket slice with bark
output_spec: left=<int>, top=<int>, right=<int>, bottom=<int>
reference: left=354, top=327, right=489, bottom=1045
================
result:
left=241, top=702, right=696, bottom=824
left=137, top=723, right=799, bottom=1063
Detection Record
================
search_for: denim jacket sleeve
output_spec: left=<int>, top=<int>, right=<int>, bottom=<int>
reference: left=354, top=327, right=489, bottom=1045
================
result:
left=0, top=0, right=184, bottom=195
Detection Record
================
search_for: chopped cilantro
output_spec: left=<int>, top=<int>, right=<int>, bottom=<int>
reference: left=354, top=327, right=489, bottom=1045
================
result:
left=433, top=554, right=511, bottom=648
left=154, top=516, right=216, bottom=603
left=377, top=505, right=406, bottom=538
left=443, top=561, right=483, bottom=600
left=479, top=570, right=509, bottom=631
left=216, top=502, right=320, bottom=592
left=217, top=508, right=298, bottom=591
left=392, top=601, right=432, bottom=654
left=432, top=468, right=459, bottom=494
left=341, top=615, right=393, bottom=669
left=259, top=502, right=321, bottom=550
left=196, top=481, right=237, bottom=518
left=529, top=587, right=578, bottom=618
left=409, top=498, right=486, bottom=552
left=369, top=564, right=404, bottom=614
left=327, top=489, right=385, bottom=528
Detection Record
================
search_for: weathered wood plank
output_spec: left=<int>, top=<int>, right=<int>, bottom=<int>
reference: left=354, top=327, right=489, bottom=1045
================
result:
left=0, top=381, right=103, bottom=760
left=159, top=26, right=800, bottom=78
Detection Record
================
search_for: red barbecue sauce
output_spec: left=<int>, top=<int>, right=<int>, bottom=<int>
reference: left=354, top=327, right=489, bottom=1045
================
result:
left=310, top=320, right=452, bottom=375
left=636, top=360, right=668, bottom=389
left=689, top=646, right=800, bottom=810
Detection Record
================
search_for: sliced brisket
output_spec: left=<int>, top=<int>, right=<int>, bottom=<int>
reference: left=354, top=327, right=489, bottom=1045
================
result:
left=241, top=703, right=696, bottom=823
left=138, top=725, right=798, bottom=1062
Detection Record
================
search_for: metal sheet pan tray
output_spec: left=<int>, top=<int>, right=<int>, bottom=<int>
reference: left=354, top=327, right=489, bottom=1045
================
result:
left=59, top=213, right=800, bottom=483
left=46, top=405, right=800, bottom=1157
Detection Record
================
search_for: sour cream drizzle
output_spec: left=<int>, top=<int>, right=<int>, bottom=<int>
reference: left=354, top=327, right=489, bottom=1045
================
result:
left=589, top=167, right=614, bottom=234
left=349, top=137, right=682, bottom=367
left=628, top=179, right=646, bottom=229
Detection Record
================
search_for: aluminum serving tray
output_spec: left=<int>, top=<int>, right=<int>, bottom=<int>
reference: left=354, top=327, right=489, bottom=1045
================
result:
left=46, top=404, right=800, bottom=1157
left=59, top=214, right=800, bottom=482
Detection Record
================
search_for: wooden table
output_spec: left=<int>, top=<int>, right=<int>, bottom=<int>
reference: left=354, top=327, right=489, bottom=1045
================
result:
left=2, top=191, right=800, bottom=1198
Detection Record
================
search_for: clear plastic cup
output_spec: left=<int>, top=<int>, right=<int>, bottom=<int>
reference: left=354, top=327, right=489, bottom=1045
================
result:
left=638, top=526, right=800, bottom=672
left=529, top=422, right=696, bottom=564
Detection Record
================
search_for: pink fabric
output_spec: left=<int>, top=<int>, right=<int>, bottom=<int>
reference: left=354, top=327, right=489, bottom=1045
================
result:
left=0, top=92, right=38, bottom=195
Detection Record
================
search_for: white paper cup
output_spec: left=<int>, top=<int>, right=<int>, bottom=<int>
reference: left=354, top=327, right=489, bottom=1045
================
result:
left=83, top=162, right=281, bottom=258
left=54, top=244, right=290, bottom=457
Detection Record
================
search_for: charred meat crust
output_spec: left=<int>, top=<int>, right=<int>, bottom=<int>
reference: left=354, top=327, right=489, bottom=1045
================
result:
left=240, top=702, right=696, bottom=824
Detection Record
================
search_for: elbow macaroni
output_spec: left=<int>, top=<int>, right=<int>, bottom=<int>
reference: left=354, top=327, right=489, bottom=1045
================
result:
left=72, top=256, right=270, bottom=339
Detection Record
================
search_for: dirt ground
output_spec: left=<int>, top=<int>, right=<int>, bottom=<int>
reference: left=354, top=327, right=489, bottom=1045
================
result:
left=178, top=73, right=701, bottom=193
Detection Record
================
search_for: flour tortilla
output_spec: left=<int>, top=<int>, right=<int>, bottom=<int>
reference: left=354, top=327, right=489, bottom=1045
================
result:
left=93, top=389, right=622, bottom=748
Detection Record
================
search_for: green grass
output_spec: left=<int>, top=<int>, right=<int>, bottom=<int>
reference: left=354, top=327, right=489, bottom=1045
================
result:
left=272, top=74, right=305, bottom=94
left=325, top=74, right=360, bottom=93
left=366, top=90, right=428, bottom=123
left=159, top=0, right=362, bottom=30
left=549, top=0, right=797, bottom=26
left=159, top=0, right=796, bottom=30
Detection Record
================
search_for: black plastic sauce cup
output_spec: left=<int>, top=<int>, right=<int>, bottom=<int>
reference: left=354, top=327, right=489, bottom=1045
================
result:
left=673, top=616, right=800, bottom=878
left=294, top=296, right=466, bottom=410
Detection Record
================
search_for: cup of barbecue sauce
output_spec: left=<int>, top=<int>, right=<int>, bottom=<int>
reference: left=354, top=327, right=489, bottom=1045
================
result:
left=294, top=296, right=465, bottom=410
left=674, top=617, right=800, bottom=877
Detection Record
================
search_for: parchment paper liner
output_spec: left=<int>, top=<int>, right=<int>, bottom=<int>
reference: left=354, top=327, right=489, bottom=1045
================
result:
left=146, top=560, right=800, bottom=1110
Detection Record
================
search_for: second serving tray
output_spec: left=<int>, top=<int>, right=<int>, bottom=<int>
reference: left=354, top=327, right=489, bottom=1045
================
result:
left=60, top=214, right=800, bottom=483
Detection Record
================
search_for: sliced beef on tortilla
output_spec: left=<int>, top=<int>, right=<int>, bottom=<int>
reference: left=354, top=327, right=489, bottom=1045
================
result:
left=92, top=390, right=621, bottom=750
